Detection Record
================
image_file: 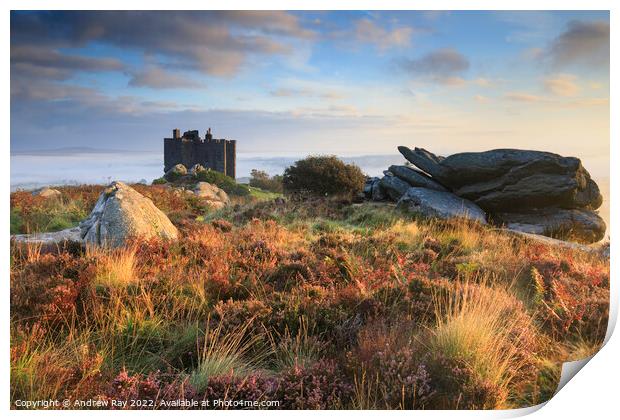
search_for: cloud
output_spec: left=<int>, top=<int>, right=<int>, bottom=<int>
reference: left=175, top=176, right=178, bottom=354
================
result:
left=11, top=45, right=124, bottom=80
left=11, top=79, right=186, bottom=118
left=544, top=74, right=580, bottom=96
left=128, top=66, right=206, bottom=89
left=503, top=91, right=607, bottom=108
left=474, top=95, right=489, bottom=103
left=328, top=17, right=420, bottom=51
left=10, top=11, right=316, bottom=78
left=547, top=20, right=609, bottom=69
left=472, top=78, right=493, bottom=87
left=504, top=92, right=547, bottom=103
left=354, top=18, right=413, bottom=50
left=399, top=48, right=469, bottom=84
left=269, top=87, right=343, bottom=99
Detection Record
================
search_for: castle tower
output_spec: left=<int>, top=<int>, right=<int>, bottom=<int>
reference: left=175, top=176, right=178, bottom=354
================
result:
left=163, top=128, right=236, bottom=178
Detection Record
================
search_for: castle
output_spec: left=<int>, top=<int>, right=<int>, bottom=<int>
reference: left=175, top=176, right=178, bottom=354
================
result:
left=164, top=128, right=236, bottom=179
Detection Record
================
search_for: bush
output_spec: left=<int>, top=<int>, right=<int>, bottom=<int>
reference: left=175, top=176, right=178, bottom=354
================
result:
left=196, top=170, right=250, bottom=196
left=282, top=156, right=365, bottom=198
left=249, top=169, right=284, bottom=193
left=152, top=177, right=167, bottom=185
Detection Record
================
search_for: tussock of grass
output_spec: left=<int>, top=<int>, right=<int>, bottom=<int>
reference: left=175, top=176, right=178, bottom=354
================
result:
left=430, top=282, right=537, bottom=403
left=189, top=318, right=269, bottom=392
left=89, top=245, right=138, bottom=288
left=268, top=317, right=323, bottom=370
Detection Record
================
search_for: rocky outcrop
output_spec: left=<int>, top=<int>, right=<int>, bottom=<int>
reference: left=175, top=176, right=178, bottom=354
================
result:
left=398, top=146, right=602, bottom=211
left=80, top=181, right=178, bottom=247
left=32, top=187, right=61, bottom=199
left=362, top=146, right=606, bottom=244
left=388, top=165, right=448, bottom=192
left=193, top=182, right=230, bottom=209
left=492, top=208, right=605, bottom=244
left=397, top=188, right=486, bottom=224
left=379, top=174, right=411, bottom=201
left=164, top=164, right=188, bottom=181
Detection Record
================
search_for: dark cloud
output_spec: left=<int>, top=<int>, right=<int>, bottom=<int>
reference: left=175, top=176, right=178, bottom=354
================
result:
left=11, top=11, right=315, bottom=78
left=547, top=20, right=609, bottom=69
left=11, top=45, right=124, bottom=80
left=399, top=48, right=469, bottom=83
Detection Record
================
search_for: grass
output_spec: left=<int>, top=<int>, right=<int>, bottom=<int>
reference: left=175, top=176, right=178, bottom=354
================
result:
left=429, top=282, right=537, bottom=407
left=189, top=318, right=269, bottom=392
left=9, top=185, right=610, bottom=409
left=248, top=186, right=282, bottom=201
left=89, top=245, right=138, bottom=288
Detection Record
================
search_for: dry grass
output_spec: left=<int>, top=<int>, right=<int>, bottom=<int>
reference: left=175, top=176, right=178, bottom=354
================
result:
left=88, top=245, right=138, bottom=288
left=430, top=281, right=538, bottom=406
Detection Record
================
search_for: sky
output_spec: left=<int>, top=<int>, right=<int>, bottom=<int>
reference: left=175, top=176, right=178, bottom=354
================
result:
left=10, top=10, right=610, bottom=177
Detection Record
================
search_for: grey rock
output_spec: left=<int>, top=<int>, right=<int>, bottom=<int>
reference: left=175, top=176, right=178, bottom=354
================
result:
left=453, top=156, right=602, bottom=211
left=397, top=146, right=449, bottom=182
left=363, top=177, right=379, bottom=198
left=12, top=226, right=82, bottom=245
left=396, top=187, right=487, bottom=224
left=399, top=146, right=602, bottom=212
left=492, top=208, right=606, bottom=244
left=189, top=164, right=206, bottom=175
left=498, top=229, right=608, bottom=256
left=388, top=165, right=448, bottom=192
left=80, top=181, right=179, bottom=247
left=164, top=163, right=188, bottom=181
left=32, top=187, right=61, bottom=199
left=193, top=182, right=230, bottom=208
left=380, top=174, right=411, bottom=201
left=371, top=178, right=387, bottom=201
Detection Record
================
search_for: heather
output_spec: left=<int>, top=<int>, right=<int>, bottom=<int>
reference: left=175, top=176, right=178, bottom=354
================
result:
left=10, top=185, right=609, bottom=409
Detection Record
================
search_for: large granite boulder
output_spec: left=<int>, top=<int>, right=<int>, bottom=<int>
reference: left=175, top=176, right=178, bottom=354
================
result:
left=193, top=182, right=230, bottom=209
left=164, top=164, right=188, bottom=181
left=492, top=208, right=605, bottom=244
left=452, top=157, right=602, bottom=212
left=32, top=187, right=62, bottom=199
left=388, top=165, right=448, bottom=192
left=80, top=181, right=179, bottom=247
left=380, top=174, right=411, bottom=201
left=396, top=187, right=487, bottom=224
left=398, top=146, right=602, bottom=212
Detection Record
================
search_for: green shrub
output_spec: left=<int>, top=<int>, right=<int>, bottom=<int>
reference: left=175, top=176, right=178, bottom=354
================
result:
left=10, top=209, right=24, bottom=235
left=196, top=170, right=250, bottom=196
left=249, top=169, right=284, bottom=193
left=152, top=177, right=167, bottom=185
left=282, top=155, right=365, bottom=198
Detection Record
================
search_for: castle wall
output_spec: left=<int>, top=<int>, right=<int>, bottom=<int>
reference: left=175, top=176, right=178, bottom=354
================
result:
left=226, top=140, right=236, bottom=179
left=164, top=131, right=237, bottom=179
